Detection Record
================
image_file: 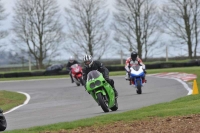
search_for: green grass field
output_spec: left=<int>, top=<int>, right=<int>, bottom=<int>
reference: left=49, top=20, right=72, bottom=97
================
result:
left=0, top=90, right=26, bottom=112
left=2, top=66, right=200, bottom=133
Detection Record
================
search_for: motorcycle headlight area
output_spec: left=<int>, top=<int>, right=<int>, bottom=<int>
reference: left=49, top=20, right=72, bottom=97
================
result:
left=89, top=80, right=101, bottom=88
left=74, top=68, right=79, bottom=73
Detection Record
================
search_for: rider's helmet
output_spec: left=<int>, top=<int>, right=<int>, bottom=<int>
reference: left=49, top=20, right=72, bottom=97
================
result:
left=83, top=54, right=93, bottom=68
left=131, top=51, right=138, bottom=61
left=69, top=56, right=75, bottom=63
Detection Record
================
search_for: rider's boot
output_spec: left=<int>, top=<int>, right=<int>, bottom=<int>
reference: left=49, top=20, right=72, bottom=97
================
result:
left=142, top=77, right=147, bottom=83
left=125, top=72, right=130, bottom=80
left=130, top=79, right=132, bottom=85
left=107, top=79, right=118, bottom=98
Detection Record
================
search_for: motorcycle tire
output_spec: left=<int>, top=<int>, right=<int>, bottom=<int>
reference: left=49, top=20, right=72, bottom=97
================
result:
left=0, top=112, right=7, bottom=131
left=97, top=93, right=109, bottom=113
left=136, top=80, right=142, bottom=94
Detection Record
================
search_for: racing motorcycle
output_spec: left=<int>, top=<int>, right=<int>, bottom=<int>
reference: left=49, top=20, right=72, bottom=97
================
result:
left=70, top=64, right=84, bottom=86
left=129, top=65, right=146, bottom=94
left=85, top=70, right=118, bottom=113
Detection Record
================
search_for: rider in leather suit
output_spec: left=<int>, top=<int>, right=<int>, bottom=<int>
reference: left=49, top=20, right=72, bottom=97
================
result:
left=125, top=51, right=147, bottom=82
left=66, top=56, right=80, bottom=83
left=82, top=54, right=118, bottom=98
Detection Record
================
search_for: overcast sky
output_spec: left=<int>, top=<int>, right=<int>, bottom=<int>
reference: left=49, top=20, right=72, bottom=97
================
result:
left=0, top=0, right=190, bottom=60
left=1, top=0, right=72, bottom=29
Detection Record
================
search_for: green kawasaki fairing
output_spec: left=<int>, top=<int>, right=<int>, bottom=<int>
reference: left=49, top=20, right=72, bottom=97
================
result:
left=86, top=70, right=118, bottom=112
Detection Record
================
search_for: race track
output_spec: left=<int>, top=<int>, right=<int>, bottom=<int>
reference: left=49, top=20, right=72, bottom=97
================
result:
left=1, top=75, right=189, bottom=130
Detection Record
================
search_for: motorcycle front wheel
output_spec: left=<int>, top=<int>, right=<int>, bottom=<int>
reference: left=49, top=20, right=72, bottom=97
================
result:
left=136, top=80, right=142, bottom=94
left=97, top=93, right=109, bottom=113
left=79, top=77, right=84, bottom=86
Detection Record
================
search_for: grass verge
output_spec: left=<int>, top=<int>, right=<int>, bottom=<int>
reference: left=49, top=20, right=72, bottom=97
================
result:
left=0, top=90, right=26, bottom=112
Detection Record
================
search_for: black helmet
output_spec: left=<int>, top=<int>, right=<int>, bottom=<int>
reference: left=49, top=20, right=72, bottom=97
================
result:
left=131, top=51, right=137, bottom=61
left=83, top=54, right=93, bottom=68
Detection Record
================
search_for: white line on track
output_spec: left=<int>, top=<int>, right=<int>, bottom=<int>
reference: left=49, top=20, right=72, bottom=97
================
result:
left=112, top=75, right=192, bottom=95
left=3, top=91, right=31, bottom=115
left=148, top=76, right=192, bottom=95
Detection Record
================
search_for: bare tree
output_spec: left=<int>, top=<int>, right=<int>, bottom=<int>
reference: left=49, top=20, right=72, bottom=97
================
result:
left=161, top=0, right=200, bottom=59
left=113, top=0, right=161, bottom=60
left=12, top=0, right=64, bottom=69
left=64, top=0, right=110, bottom=59
left=0, top=0, right=8, bottom=43
left=191, top=0, right=200, bottom=58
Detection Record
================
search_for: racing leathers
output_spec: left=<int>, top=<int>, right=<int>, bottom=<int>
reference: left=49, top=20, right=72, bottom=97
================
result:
left=125, top=57, right=146, bottom=82
left=82, top=60, right=118, bottom=98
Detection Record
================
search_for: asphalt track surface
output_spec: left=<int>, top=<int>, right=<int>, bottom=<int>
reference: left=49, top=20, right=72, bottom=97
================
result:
left=1, top=75, right=189, bottom=130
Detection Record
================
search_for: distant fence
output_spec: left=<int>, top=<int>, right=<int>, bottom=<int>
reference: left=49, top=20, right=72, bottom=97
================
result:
left=106, top=60, right=200, bottom=71
left=0, top=60, right=199, bottom=78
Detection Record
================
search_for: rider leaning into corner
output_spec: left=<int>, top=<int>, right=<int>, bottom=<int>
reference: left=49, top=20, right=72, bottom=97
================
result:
left=82, top=54, right=118, bottom=98
left=66, top=56, right=80, bottom=83
left=125, top=51, right=147, bottom=82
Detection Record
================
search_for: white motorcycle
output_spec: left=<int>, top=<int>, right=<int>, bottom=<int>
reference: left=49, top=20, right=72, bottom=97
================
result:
left=129, top=65, right=146, bottom=94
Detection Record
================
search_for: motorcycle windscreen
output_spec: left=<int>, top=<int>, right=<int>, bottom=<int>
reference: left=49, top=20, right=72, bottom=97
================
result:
left=87, top=70, right=101, bottom=81
left=71, top=64, right=78, bottom=68
left=131, top=65, right=140, bottom=71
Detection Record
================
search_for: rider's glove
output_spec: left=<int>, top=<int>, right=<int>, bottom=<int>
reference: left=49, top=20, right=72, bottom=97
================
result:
left=103, top=73, right=109, bottom=81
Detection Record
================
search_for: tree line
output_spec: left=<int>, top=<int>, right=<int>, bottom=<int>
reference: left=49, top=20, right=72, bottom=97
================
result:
left=0, top=0, right=199, bottom=69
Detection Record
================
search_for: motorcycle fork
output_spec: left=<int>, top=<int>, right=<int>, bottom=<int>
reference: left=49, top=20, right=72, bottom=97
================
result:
left=94, top=89, right=108, bottom=105
left=96, top=94, right=108, bottom=106
left=135, top=78, right=142, bottom=86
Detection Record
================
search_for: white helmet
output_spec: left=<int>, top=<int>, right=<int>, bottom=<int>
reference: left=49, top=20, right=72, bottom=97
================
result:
left=83, top=54, right=93, bottom=68
left=69, top=56, right=74, bottom=63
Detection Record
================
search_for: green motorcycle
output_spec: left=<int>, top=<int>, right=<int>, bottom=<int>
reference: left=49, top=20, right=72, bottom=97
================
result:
left=86, top=70, right=118, bottom=113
